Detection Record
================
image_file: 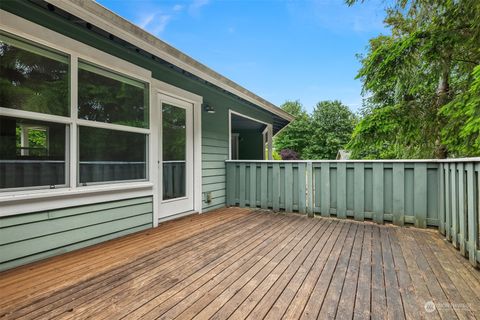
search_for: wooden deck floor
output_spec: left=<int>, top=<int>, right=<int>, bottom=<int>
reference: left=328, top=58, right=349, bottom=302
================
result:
left=0, top=207, right=479, bottom=320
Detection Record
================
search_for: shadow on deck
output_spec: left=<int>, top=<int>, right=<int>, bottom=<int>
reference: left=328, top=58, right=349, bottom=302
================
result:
left=0, top=207, right=479, bottom=319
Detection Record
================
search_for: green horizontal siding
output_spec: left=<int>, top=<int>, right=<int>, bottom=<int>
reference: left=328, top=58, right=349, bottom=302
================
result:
left=202, top=168, right=226, bottom=177
left=0, top=196, right=153, bottom=271
left=202, top=153, right=229, bottom=162
left=201, top=133, right=229, bottom=212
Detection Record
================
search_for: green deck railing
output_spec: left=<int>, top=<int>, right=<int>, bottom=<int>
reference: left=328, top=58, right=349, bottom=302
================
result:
left=225, top=159, right=480, bottom=266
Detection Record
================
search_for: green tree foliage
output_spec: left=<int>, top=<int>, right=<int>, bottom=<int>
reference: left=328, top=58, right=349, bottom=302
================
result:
left=0, top=41, right=69, bottom=116
left=440, top=65, right=480, bottom=156
left=346, top=0, right=480, bottom=158
left=274, top=100, right=356, bottom=159
left=272, top=149, right=282, bottom=160
left=273, top=100, right=312, bottom=158
left=78, top=67, right=148, bottom=129
left=303, top=101, right=357, bottom=159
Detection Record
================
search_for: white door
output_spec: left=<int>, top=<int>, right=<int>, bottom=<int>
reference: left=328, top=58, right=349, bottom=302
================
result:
left=158, top=94, right=194, bottom=217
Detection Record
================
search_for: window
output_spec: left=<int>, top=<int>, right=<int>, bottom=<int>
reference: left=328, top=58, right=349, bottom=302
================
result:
left=77, top=62, right=149, bottom=185
left=0, top=116, right=67, bottom=189
left=0, top=32, right=150, bottom=193
left=78, top=127, right=147, bottom=185
left=162, top=104, right=186, bottom=200
left=78, top=61, right=148, bottom=128
left=0, top=34, right=70, bottom=116
left=0, top=33, right=69, bottom=191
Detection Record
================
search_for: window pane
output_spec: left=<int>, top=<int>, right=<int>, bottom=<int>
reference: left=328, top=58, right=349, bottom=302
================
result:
left=162, top=104, right=186, bottom=200
left=78, top=62, right=148, bottom=128
left=0, top=116, right=67, bottom=189
left=79, top=126, right=147, bottom=184
left=162, top=104, right=186, bottom=161
left=0, top=34, right=70, bottom=116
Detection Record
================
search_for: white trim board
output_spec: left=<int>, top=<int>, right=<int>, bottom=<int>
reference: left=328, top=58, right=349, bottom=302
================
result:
left=230, top=110, right=270, bottom=126
left=0, top=183, right=154, bottom=217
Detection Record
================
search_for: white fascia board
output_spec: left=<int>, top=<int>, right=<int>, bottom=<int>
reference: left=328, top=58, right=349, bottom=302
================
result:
left=45, top=0, right=294, bottom=123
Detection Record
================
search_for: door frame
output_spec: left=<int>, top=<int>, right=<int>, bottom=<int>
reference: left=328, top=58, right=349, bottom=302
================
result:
left=158, top=94, right=194, bottom=215
left=150, top=79, right=202, bottom=226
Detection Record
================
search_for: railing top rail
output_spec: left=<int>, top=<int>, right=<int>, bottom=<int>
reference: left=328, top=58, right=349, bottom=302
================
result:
left=225, top=157, right=480, bottom=163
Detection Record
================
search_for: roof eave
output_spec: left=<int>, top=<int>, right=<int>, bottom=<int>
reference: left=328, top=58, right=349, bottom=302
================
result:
left=45, top=0, right=294, bottom=123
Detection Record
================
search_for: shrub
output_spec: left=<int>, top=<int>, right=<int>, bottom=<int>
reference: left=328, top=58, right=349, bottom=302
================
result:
left=280, top=149, right=300, bottom=160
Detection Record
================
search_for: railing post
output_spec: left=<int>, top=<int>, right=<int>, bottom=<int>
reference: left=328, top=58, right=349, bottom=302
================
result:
left=260, top=163, right=268, bottom=209
left=458, top=163, right=466, bottom=256
left=392, top=162, right=405, bottom=226
left=320, top=162, right=330, bottom=217
left=285, top=163, right=293, bottom=213
left=272, top=163, right=280, bottom=212
left=354, top=163, right=364, bottom=221
left=307, top=161, right=313, bottom=217
left=445, top=164, right=451, bottom=241
left=226, top=162, right=235, bottom=206
left=298, top=162, right=306, bottom=214
left=450, top=163, right=458, bottom=247
left=239, top=163, right=246, bottom=207
left=337, top=162, right=347, bottom=219
left=373, top=163, right=384, bottom=224
left=466, top=163, right=478, bottom=267
left=249, top=163, right=257, bottom=208
left=414, top=163, right=427, bottom=228
left=438, top=163, right=445, bottom=235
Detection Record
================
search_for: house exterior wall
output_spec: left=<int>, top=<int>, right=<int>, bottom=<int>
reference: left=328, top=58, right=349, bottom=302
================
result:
left=0, top=0, right=279, bottom=212
left=0, top=2, right=281, bottom=270
left=0, top=197, right=153, bottom=271
left=1, top=1, right=276, bottom=214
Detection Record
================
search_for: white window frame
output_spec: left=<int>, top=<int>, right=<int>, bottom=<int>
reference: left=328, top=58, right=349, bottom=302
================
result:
left=0, top=33, right=71, bottom=192
left=75, top=60, right=150, bottom=187
left=0, top=10, right=155, bottom=218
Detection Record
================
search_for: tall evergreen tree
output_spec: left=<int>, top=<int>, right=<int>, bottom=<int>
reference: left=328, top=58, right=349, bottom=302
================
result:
left=346, top=0, right=480, bottom=158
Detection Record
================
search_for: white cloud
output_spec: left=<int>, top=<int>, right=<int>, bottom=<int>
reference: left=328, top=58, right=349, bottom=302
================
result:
left=136, top=12, right=171, bottom=34
left=137, top=14, right=155, bottom=29
left=151, top=14, right=172, bottom=34
left=189, top=0, right=210, bottom=15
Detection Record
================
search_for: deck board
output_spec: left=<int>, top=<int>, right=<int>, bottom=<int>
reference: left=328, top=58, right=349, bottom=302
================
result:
left=134, top=214, right=297, bottom=320
left=0, top=207, right=479, bottom=320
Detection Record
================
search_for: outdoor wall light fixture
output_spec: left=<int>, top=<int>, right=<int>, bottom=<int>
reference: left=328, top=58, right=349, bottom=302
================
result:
left=204, top=104, right=216, bottom=114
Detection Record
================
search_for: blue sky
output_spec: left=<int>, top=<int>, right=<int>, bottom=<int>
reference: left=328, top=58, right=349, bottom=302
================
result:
left=97, top=0, right=389, bottom=113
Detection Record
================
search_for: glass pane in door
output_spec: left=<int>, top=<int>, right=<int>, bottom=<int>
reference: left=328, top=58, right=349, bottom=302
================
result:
left=162, top=104, right=186, bottom=200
